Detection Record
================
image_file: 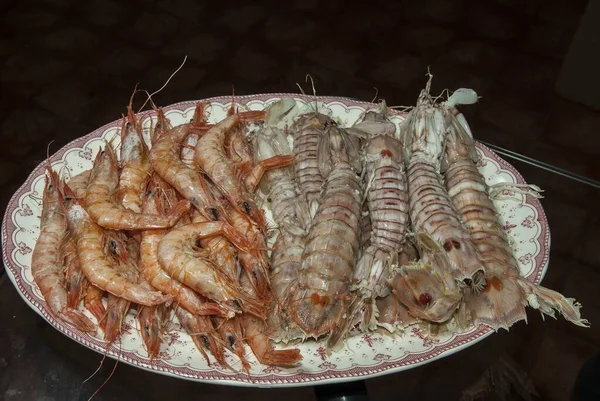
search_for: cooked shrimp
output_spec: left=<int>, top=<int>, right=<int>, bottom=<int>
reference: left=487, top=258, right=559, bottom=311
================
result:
left=67, top=201, right=171, bottom=306
left=85, top=145, right=190, bottom=230
left=117, top=107, right=152, bottom=213
left=31, top=168, right=96, bottom=333
left=213, top=316, right=251, bottom=373
left=150, top=123, right=224, bottom=221
left=157, top=220, right=266, bottom=319
left=442, top=106, right=588, bottom=329
left=390, top=233, right=462, bottom=323
left=175, top=307, right=229, bottom=368
left=140, top=180, right=234, bottom=317
left=224, top=207, right=271, bottom=300
left=194, top=111, right=291, bottom=233
left=61, top=235, right=88, bottom=309
left=190, top=209, right=241, bottom=287
left=400, top=78, right=485, bottom=289
left=181, top=102, right=213, bottom=168
left=239, top=271, right=302, bottom=367
left=291, top=125, right=363, bottom=343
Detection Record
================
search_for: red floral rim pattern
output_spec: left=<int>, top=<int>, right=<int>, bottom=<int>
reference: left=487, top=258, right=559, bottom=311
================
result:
left=1, top=93, right=550, bottom=387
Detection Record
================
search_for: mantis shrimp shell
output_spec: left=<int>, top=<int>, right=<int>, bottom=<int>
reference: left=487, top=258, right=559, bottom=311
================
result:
left=443, top=105, right=589, bottom=329
left=291, top=125, right=363, bottom=342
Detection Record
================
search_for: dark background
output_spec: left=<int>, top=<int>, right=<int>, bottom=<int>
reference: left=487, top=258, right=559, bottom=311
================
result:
left=1, top=0, right=599, bottom=400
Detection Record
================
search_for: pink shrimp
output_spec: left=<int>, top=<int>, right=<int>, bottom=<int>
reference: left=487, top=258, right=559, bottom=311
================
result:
left=116, top=106, right=152, bottom=213
left=194, top=112, right=293, bottom=234
left=85, top=144, right=190, bottom=230
left=140, top=178, right=233, bottom=317
left=66, top=200, right=172, bottom=307
left=157, top=219, right=266, bottom=319
left=31, top=168, right=96, bottom=333
left=150, top=122, right=225, bottom=221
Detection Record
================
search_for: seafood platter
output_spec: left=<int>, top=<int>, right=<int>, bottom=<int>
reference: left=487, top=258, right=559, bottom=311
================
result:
left=2, top=78, right=588, bottom=386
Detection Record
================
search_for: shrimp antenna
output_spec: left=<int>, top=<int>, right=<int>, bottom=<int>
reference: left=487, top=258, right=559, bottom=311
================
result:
left=86, top=346, right=120, bottom=401
left=128, top=82, right=140, bottom=109
left=138, top=55, right=188, bottom=113
left=306, top=74, right=318, bottom=113
left=425, top=67, right=433, bottom=95
left=371, top=87, right=379, bottom=103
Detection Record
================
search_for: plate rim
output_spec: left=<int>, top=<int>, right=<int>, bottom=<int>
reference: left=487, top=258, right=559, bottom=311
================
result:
left=1, top=93, right=550, bottom=387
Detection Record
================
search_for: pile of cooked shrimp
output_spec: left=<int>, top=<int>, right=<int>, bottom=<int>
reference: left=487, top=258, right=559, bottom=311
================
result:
left=31, top=78, right=588, bottom=372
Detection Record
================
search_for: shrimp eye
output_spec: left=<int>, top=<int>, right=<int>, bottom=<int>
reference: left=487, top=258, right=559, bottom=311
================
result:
left=267, top=197, right=272, bottom=203
left=109, top=239, right=119, bottom=255
left=242, top=201, right=251, bottom=215
left=210, top=208, right=220, bottom=220
left=418, top=293, right=432, bottom=305
left=144, top=326, right=150, bottom=336
left=227, top=334, right=236, bottom=348
left=443, top=240, right=453, bottom=252
left=452, top=240, right=461, bottom=249
left=201, top=335, right=210, bottom=348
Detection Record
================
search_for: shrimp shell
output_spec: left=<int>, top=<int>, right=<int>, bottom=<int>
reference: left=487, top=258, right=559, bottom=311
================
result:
left=268, top=231, right=305, bottom=342
left=254, top=125, right=310, bottom=236
left=62, top=235, right=88, bottom=309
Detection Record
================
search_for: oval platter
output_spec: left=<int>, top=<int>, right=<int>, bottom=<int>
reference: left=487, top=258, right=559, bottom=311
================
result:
left=1, top=94, right=549, bottom=387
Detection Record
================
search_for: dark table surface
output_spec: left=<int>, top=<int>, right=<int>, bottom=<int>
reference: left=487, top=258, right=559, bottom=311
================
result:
left=2, top=0, right=599, bottom=400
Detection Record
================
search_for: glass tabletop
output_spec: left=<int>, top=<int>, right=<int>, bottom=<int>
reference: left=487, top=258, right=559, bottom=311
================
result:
left=2, top=1, right=599, bottom=400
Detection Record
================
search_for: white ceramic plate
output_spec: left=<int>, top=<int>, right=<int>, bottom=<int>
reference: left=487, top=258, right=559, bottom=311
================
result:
left=1, top=94, right=549, bottom=387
